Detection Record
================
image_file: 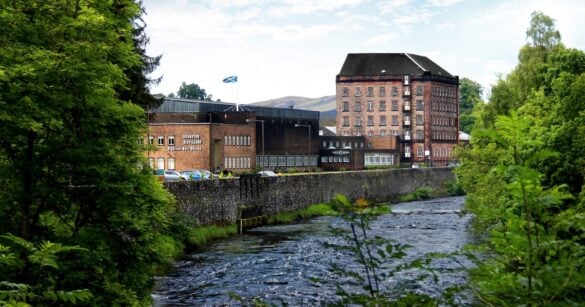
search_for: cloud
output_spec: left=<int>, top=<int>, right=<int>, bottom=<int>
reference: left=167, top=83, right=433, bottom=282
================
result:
left=365, top=33, right=399, bottom=45
left=434, top=22, right=455, bottom=31
left=266, top=0, right=364, bottom=17
left=426, top=0, right=462, bottom=7
left=379, top=0, right=411, bottom=14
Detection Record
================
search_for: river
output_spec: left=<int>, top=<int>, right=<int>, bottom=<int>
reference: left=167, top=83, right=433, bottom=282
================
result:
left=153, top=196, right=473, bottom=306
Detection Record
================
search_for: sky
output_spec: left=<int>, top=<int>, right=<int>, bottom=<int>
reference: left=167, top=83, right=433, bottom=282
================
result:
left=142, top=0, right=585, bottom=103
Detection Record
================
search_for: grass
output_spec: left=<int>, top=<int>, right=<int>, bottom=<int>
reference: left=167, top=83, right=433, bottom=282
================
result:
left=266, top=203, right=337, bottom=224
left=399, top=186, right=435, bottom=202
left=187, top=224, right=238, bottom=248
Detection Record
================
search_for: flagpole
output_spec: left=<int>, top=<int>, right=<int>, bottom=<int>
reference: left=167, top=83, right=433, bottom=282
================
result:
left=236, top=74, right=239, bottom=111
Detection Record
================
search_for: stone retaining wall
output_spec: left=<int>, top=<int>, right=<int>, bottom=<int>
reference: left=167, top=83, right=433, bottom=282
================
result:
left=164, top=168, right=455, bottom=226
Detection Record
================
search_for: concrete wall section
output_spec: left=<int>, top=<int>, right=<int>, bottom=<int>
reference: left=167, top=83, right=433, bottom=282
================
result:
left=165, top=168, right=455, bottom=226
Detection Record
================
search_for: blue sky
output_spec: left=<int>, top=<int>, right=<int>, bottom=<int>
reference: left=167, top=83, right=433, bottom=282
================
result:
left=143, top=0, right=585, bottom=103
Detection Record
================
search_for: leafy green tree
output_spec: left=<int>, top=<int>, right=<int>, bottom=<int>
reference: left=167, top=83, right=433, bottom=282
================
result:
left=177, top=82, right=213, bottom=100
left=457, top=11, right=585, bottom=305
left=459, top=77, right=483, bottom=133
left=0, top=1, right=175, bottom=305
left=526, top=11, right=561, bottom=49
left=478, top=11, right=563, bottom=128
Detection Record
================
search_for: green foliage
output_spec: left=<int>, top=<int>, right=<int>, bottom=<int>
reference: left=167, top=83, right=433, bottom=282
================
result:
left=266, top=203, right=337, bottom=224
left=399, top=187, right=434, bottom=202
left=176, top=82, right=212, bottom=100
left=0, top=1, right=177, bottom=304
left=187, top=225, right=238, bottom=249
left=458, top=112, right=585, bottom=304
left=526, top=11, right=562, bottom=49
left=0, top=235, right=92, bottom=306
left=322, top=195, right=437, bottom=305
left=445, top=180, right=465, bottom=196
left=459, top=77, right=484, bottom=133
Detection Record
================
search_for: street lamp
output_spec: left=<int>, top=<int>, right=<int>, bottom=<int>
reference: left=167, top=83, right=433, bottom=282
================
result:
left=294, top=123, right=311, bottom=156
left=246, top=118, right=265, bottom=161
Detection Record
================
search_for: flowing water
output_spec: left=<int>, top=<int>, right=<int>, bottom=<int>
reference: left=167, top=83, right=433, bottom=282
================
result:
left=153, top=196, right=473, bottom=306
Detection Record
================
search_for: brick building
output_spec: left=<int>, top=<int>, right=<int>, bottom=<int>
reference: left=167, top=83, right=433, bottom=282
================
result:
left=336, top=53, right=459, bottom=167
left=146, top=98, right=320, bottom=173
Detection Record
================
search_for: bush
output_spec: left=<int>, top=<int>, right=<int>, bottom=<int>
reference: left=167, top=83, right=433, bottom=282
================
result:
left=399, top=186, right=434, bottom=202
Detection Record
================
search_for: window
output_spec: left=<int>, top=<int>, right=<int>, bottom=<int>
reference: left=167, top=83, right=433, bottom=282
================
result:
left=355, top=87, right=362, bottom=97
left=391, top=100, right=398, bottom=111
left=157, top=157, right=164, bottom=170
left=355, top=101, right=361, bottom=112
left=364, top=152, right=395, bottom=166
left=379, top=101, right=386, bottom=111
left=416, top=100, right=424, bottom=111
left=404, top=115, right=411, bottom=124
left=392, top=130, right=399, bottom=136
left=417, top=146, right=424, bottom=157
left=157, top=136, right=164, bottom=146
left=368, top=131, right=373, bottom=136
left=342, top=87, right=349, bottom=97
left=416, top=86, right=423, bottom=96
left=380, top=129, right=386, bottom=136
left=342, top=116, right=349, bottom=127
left=392, top=86, right=398, bottom=96
left=355, top=116, right=362, bottom=127
left=167, top=157, right=175, bottom=170
left=367, top=87, right=373, bottom=97
left=392, top=115, right=398, bottom=126
left=367, top=116, right=374, bottom=126
left=379, top=86, right=386, bottom=97
left=323, top=140, right=327, bottom=148
left=148, top=136, right=154, bottom=145
left=367, top=101, right=374, bottom=112
left=168, top=135, right=175, bottom=146
left=380, top=115, right=386, bottom=126
left=416, top=130, right=423, bottom=140
left=416, top=115, right=423, bottom=125
left=148, top=157, right=155, bottom=169
left=404, top=75, right=410, bottom=85
left=342, top=101, right=349, bottom=112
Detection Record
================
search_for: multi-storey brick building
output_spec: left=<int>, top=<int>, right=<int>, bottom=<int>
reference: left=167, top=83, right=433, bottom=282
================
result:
left=146, top=98, right=320, bottom=173
left=336, top=53, right=459, bottom=166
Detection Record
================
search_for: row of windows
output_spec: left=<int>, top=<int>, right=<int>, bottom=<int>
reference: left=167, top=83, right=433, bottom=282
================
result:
left=432, top=101, right=457, bottom=113
left=147, top=135, right=199, bottom=146
left=432, top=116, right=455, bottom=127
left=322, top=140, right=364, bottom=149
left=341, top=85, right=423, bottom=98
left=224, top=135, right=251, bottom=146
left=342, top=100, right=424, bottom=112
left=148, top=157, right=175, bottom=170
left=433, top=147, right=454, bottom=157
left=321, top=155, right=351, bottom=163
left=224, top=156, right=251, bottom=169
left=364, top=153, right=396, bottom=166
left=340, top=130, right=401, bottom=137
left=432, top=87, right=456, bottom=98
left=432, top=131, right=457, bottom=141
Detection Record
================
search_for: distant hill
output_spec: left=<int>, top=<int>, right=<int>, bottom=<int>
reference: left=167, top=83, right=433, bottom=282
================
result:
left=250, top=95, right=336, bottom=124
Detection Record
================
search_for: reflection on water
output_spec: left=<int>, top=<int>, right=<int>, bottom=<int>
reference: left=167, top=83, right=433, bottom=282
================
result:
left=153, top=196, right=472, bottom=306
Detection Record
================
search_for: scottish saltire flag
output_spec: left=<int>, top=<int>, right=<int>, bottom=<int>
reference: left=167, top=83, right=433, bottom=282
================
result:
left=222, top=75, right=237, bottom=83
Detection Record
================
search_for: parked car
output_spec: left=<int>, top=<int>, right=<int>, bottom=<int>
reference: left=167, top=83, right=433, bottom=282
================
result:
left=163, top=170, right=182, bottom=181
left=181, top=170, right=213, bottom=180
left=258, top=170, right=278, bottom=177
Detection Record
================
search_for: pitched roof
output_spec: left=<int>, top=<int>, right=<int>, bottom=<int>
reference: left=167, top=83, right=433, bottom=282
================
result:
left=338, top=53, right=453, bottom=77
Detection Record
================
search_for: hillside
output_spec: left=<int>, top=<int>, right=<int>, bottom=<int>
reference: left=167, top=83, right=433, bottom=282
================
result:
left=251, top=95, right=336, bottom=112
left=251, top=95, right=336, bottom=124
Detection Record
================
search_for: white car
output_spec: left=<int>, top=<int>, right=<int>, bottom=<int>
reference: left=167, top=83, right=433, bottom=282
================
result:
left=163, top=170, right=182, bottom=181
left=258, top=170, right=278, bottom=177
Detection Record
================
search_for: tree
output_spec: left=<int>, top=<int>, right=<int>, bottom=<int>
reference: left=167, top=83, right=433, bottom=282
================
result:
left=0, top=1, right=175, bottom=304
left=177, top=82, right=212, bottom=100
left=458, top=77, right=483, bottom=133
left=526, top=11, right=561, bottom=49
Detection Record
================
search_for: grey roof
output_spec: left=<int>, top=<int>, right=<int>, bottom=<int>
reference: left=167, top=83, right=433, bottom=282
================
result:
left=338, top=53, right=453, bottom=77
left=151, top=98, right=319, bottom=121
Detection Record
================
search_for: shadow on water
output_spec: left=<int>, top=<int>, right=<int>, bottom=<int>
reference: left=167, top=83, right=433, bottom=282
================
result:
left=153, top=196, right=473, bottom=306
